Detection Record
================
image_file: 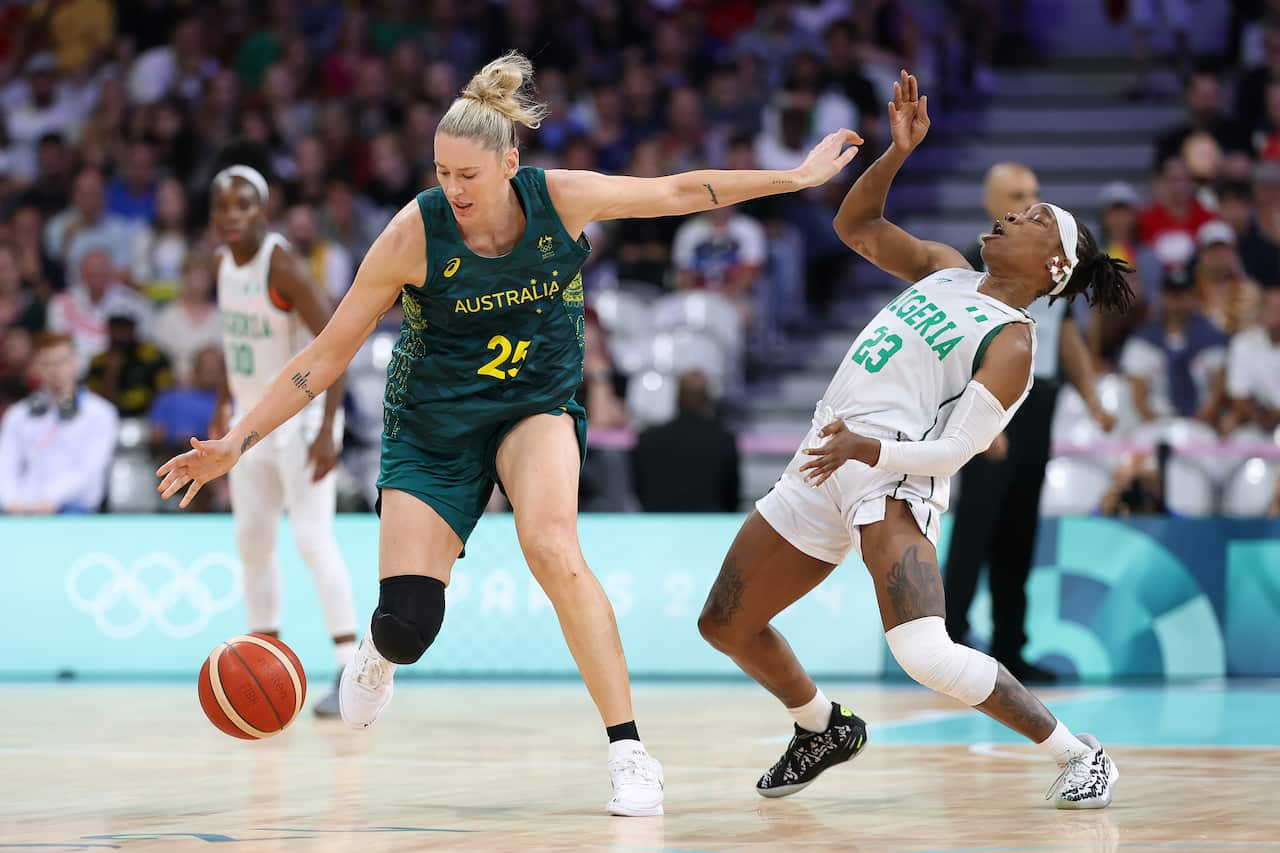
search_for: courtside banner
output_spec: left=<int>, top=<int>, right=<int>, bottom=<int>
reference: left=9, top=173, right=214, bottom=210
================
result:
left=1, top=515, right=1276, bottom=679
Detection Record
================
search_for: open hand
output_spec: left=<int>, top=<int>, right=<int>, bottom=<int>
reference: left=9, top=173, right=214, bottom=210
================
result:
left=156, top=435, right=240, bottom=508
left=794, top=128, right=864, bottom=188
left=307, top=430, right=339, bottom=483
left=800, top=419, right=880, bottom=486
left=888, top=69, right=930, bottom=153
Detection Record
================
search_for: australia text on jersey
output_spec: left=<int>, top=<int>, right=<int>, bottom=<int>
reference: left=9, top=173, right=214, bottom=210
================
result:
left=454, top=277, right=562, bottom=315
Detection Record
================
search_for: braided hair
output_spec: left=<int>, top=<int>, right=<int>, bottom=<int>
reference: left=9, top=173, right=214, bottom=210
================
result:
left=1053, top=220, right=1135, bottom=313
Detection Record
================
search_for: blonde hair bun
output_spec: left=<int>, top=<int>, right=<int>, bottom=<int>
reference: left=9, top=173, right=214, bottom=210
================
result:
left=439, top=51, right=548, bottom=151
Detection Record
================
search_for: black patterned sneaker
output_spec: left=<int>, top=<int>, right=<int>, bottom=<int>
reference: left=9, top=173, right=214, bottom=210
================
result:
left=1046, top=734, right=1118, bottom=809
left=756, top=702, right=868, bottom=798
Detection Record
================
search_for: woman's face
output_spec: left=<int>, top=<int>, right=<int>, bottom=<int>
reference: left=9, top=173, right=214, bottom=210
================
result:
left=432, top=133, right=518, bottom=225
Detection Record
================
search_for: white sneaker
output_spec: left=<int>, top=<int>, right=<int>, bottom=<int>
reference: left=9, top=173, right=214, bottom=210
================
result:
left=338, top=635, right=395, bottom=729
left=606, top=742, right=664, bottom=817
left=1047, top=734, right=1118, bottom=809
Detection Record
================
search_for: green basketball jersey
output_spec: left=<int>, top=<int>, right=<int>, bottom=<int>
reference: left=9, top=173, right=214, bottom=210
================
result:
left=382, top=167, right=591, bottom=449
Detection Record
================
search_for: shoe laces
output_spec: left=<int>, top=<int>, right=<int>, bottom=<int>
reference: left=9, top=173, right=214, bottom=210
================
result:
left=609, top=752, right=661, bottom=790
left=1045, top=751, right=1095, bottom=801
left=353, top=644, right=391, bottom=691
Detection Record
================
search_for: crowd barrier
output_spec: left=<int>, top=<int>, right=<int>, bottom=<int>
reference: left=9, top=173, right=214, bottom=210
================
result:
left=1, top=514, right=1277, bottom=679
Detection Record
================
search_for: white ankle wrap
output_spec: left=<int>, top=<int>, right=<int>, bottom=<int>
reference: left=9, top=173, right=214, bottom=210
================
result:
left=885, top=616, right=998, bottom=706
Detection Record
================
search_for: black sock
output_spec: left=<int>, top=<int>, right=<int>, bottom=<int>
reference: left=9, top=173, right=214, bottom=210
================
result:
left=606, top=721, right=640, bottom=743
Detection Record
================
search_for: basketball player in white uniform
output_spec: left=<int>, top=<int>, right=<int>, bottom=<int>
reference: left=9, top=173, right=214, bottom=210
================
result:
left=210, top=161, right=358, bottom=717
left=699, top=72, right=1135, bottom=809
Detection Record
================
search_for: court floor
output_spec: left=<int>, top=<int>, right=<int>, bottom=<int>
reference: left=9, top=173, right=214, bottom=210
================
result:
left=2, top=681, right=1278, bottom=852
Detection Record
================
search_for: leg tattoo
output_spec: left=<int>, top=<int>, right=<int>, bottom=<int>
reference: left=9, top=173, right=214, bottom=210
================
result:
left=703, top=557, right=745, bottom=627
left=885, top=544, right=945, bottom=624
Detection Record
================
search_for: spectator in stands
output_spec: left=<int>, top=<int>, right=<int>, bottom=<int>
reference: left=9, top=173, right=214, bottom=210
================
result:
left=17, top=133, right=73, bottom=217
left=130, top=177, right=190, bottom=302
left=149, top=345, right=222, bottom=461
left=671, top=204, right=767, bottom=326
left=106, top=140, right=160, bottom=225
left=0, top=242, right=43, bottom=332
left=1240, top=160, right=1280, bottom=285
left=0, top=332, right=117, bottom=514
left=3, top=53, right=86, bottom=184
left=43, top=168, right=135, bottom=279
left=1236, top=26, right=1280, bottom=133
left=47, top=249, right=151, bottom=368
left=1223, top=288, right=1280, bottom=435
left=150, top=252, right=220, bottom=386
left=1122, top=269, right=1229, bottom=425
left=86, top=314, right=173, bottom=418
left=1217, top=180, right=1255, bottom=243
left=1155, top=70, right=1249, bottom=167
left=319, top=177, right=379, bottom=265
left=6, top=205, right=59, bottom=307
left=284, top=203, right=352, bottom=305
left=1194, top=221, right=1261, bottom=336
left=610, top=141, right=679, bottom=289
left=632, top=369, right=740, bottom=512
left=0, top=326, right=34, bottom=417
left=1138, top=155, right=1215, bottom=266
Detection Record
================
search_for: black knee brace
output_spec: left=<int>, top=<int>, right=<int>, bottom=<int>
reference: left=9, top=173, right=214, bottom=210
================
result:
left=370, top=575, right=446, bottom=664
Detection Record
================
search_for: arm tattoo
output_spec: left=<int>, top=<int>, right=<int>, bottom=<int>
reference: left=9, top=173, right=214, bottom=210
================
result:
left=702, top=557, right=745, bottom=626
left=884, top=544, right=945, bottom=623
left=291, top=371, right=317, bottom=401
left=771, top=178, right=796, bottom=186
left=702, top=182, right=719, bottom=205
left=240, top=431, right=259, bottom=454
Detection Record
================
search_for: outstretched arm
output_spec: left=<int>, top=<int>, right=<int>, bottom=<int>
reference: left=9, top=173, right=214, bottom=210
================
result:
left=801, top=324, right=1034, bottom=483
left=547, top=129, right=862, bottom=238
left=157, top=202, right=424, bottom=506
left=832, top=70, right=968, bottom=283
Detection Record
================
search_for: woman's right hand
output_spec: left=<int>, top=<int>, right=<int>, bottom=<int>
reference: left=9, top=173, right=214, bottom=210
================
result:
left=888, top=69, right=930, bottom=153
left=156, top=435, right=241, bottom=509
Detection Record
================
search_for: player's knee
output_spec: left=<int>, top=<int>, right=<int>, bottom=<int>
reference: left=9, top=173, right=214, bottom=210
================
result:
left=370, top=575, right=446, bottom=665
left=519, top=528, right=581, bottom=578
left=696, top=610, right=741, bottom=652
left=885, top=616, right=997, bottom=706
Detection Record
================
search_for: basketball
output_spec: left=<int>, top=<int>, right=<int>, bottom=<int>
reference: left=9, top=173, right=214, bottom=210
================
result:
left=197, top=634, right=307, bottom=740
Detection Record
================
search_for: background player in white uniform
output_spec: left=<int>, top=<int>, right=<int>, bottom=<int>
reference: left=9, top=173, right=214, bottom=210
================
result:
left=698, top=72, right=1136, bottom=809
left=209, top=156, right=358, bottom=717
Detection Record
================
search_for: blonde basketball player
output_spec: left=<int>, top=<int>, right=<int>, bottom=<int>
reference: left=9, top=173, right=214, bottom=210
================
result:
left=699, top=72, right=1135, bottom=809
left=209, top=152, right=358, bottom=717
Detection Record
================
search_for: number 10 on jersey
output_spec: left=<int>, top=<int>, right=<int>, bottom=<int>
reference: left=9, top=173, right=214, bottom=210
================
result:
left=478, top=335, right=531, bottom=380
left=851, top=325, right=902, bottom=373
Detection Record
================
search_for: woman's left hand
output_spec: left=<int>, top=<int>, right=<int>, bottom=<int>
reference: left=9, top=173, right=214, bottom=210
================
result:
left=800, top=419, right=880, bottom=486
left=793, top=129, right=864, bottom=188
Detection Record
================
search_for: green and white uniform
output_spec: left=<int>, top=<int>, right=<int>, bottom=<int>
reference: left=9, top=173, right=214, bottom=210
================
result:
left=757, top=268, right=1036, bottom=564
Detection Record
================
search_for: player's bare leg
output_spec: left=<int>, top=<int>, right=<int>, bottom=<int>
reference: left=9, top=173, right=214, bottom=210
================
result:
left=497, top=413, right=662, bottom=816
left=698, top=511, right=869, bottom=797
left=338, top=489, right=461, bottom=728
left=859, top=499, right=1118, bottom=808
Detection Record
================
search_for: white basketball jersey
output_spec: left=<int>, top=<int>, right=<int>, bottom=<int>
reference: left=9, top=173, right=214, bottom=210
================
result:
left=217, top=233, right=325, bottom=435
left=819, top=268, right=1037, bottom=443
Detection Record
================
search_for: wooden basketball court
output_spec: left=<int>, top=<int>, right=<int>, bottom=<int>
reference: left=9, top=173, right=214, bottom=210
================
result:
left=3, top=682, right=1277, bottom=852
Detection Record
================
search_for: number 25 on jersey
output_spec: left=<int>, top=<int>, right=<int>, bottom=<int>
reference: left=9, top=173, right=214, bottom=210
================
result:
left=851, top=325, right=902, bottom=373
left=478, top=335, right=531, bottom=380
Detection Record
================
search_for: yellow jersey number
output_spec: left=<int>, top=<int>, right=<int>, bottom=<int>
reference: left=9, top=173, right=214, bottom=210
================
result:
left=477, top=335, right=531, bottom=380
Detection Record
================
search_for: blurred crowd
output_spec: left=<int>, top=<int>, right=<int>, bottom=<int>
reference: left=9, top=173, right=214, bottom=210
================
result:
left=0, top=0, right=1277, bottom=518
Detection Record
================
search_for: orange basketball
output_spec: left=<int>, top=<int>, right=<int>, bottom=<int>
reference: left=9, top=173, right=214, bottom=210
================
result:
left=197, top=634, right=307, bottom=739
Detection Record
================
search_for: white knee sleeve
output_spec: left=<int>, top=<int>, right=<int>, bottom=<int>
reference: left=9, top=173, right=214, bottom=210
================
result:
left=885, top=616, right=998, bottom=706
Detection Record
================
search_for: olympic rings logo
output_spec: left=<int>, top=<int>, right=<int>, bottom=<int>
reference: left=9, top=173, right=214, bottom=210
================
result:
left=65, top=552, right=242, bottom=639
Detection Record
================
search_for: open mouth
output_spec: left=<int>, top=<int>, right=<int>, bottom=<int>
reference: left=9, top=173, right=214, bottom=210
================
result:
left=451, top=200, right=473, bottom=213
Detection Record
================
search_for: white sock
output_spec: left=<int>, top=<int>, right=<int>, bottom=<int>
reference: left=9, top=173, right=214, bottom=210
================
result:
left=334, top=639, right=356, bottom=671
left=1039, top=720, right=1090, bottom=766
left=608, top=738, right=644, bottom=762
left=787, top=687, right=832, bottom=733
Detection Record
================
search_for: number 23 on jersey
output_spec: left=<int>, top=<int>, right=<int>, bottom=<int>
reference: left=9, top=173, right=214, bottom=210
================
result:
left=851, top=325, right=902, bottom=373
left=477, top=334, right=531, bottom=380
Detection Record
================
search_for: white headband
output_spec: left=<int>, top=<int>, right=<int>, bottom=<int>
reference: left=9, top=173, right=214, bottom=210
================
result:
left=1044, top=202, right=1079, bottom=296
left=213, top=165, right=269, bottom=202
